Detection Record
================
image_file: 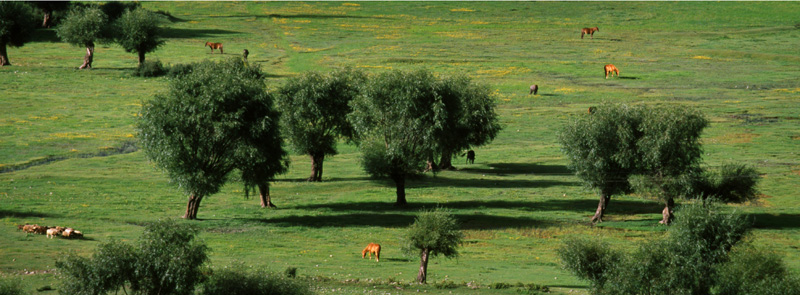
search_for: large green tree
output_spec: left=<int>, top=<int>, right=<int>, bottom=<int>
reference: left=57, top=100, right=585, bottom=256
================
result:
left=0, top=2, right=37, bottom=66
left=434, top=74, right=502, bottom=170
left=114, top=7, right=164, bottom=66
left=631, top=105, right=708, bottom=224
left=276, top=68, right=366, bottom=182
left=56, top=6, right=109, bottom=69
left=138, top=59, right=283, bottom=219
left=403, top=208, right=464, bottom=284
left=348, top=69, right=445, bottom=206
left=558, top=104, right=641, bottom=223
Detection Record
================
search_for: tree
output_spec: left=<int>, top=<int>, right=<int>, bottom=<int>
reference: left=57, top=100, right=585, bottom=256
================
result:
left=558, top=104, right=641, bottom=223
left=55, top=6, right=109, bottom=69
left=31, top=1, right=70, bottom=28
left=0, top=2, right=37, bottom=66
left=276, top=68, right=366, bottom=182
left=402, top=208, right=464, bottom=284
left=348, top=69, right=445, bottom=206
left=138, top=59, right=281, bottom=219
left=434, top=75, right=501, bottom=170
left=630, top=105, right=708, bottom=224
left=114, top=7, right=165, bottom=66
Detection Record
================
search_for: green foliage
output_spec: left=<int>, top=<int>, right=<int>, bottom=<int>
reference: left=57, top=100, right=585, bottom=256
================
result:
left=138, top=58, right=278, bottom=205
left=132, top=60, right=167, bottom=77
left=0, top=2, right=37, bottom=47
left=0, top=277, right=23, bottom=295
left=515, top=283, right=550, bottom=294
left=167, top=62, right=195, bottom=77
left=695, top=163, right=760, bottom=203
left=55, top=6, right=109, bottom=47
left=714, top=245, right=800, bottom=295
left=101, top=2, right=141, bottom=22
left=201, top=268, right=312, bottom=295
left=113, top=7, right=165, bottom=64
left=557, top=237, right=621, bottom=291
left=403, top=208, right=464, bottom=259
left=433, top=280, right=459, bottom=289
left=57, top=220, right=209, bottom=295
left=558, top=103, right=641, bottom=197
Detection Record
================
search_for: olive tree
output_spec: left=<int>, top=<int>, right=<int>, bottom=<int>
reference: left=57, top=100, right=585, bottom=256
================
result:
left=114, top=7, right=164, bottom=66
left=0, top=2, right=37, bottom=66
left=348, top=69, right=445, bottom=206
left=403, top=208, right=464, bottom=284
left=276, top=68, right=366, bottom=182
left=56, top=6, right=109, bottom=69
left=434, top=74, right=501, bottom=170
left=558, top=104, right=641, bottom=223
left=138, top=59, right=283, bottom=219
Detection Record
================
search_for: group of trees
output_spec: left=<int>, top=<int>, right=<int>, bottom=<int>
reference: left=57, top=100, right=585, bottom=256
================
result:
left=558, top=103, right=759, bottom=224
left=559, top=201, right=800, bottom=295
left=0, top=1, right=163, bottom=67
left=138, top=61, right=501, bottom=219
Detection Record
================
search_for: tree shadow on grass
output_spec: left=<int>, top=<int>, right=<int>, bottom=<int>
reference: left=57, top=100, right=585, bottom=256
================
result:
left=457, top=163, right=573, bottom=176
left=248, top=212, right=561, bottom=230
left=31, top=29, right=60, bottom=43
left=748, top=213, right=800, bottom=229
left=619, top=76, right=640, bottom=80
left=0, top=210, right=58, bottom=219
left=205, top=14, right=390, bottom=20
left=161, top=28, right=241, bottom=39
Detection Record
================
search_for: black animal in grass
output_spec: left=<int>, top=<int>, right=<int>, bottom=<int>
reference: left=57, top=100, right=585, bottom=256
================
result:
left=466, top=150, right=475, bottom=164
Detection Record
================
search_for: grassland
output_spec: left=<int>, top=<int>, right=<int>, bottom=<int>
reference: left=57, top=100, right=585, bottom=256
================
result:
left=1, top=2, right=799, bottom=294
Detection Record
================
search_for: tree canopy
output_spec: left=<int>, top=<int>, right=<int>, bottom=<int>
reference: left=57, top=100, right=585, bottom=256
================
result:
left=276, top=67, right=366, bottom=182
left=403, top=208, right=464, bottom=283
left=114, top=7, right=165, bottom=65
left=138, top=58, right=283, bottom=219
left=0, top=2, right=37, bottom=66
left=55, top=6, right=109, bottom=69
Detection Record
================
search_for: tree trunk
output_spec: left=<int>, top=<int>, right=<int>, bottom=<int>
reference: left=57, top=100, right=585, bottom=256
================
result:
left=307, top=154, right=324, bottom=182
left=591, top=194, right=610, bottom=223
left=42, top=11, right=52, bottom=28
left=79, top=45, right=94, bottom=69
left=425, top=159, right=438, bottom=172
left=438, top=151, right=455, bottom=170
left=659, top=198, right=675, bottom=225
left=137, top=51, right=146, bottom=66
left=0, top=44, right=10, bottom=66
left=393, top=175, right=407, bottom=206
left=417, top=248, right=430, bottom=284
left=259, top=183, right=276, bottom=208
left=183, top=194, right=204, bottom=220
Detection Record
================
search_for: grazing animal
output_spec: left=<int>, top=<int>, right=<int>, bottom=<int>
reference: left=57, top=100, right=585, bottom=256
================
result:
left=466, top=150, right=476, bottom=164
left=581, top=27, right=599, bottom=39
left=243, top=49, right=249, bottom=61
left=529, top=84, right=538, bottom=95
left=46, top=228, right=62, bottom=239
left=362, top=243, right=381, bottom=262
left=205, top=42, right=223, bottom=54
left=588, top=107, right=596, bottom=114
left=604, top=64, right=619, bottom=79
left=32, top=225, right=48, bottom=235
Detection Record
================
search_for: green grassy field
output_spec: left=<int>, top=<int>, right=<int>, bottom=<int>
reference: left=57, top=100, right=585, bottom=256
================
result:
left=2, top=2, right=799, bottom=294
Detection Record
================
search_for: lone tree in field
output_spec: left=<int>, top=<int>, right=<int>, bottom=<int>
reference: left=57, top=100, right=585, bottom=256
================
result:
left=113, top=7, right=164, bottom=66
left=276, top=68, right=366, bottom=182
left=403, top=208, right=464, bottom=284
left=348, top=69, right=445, bottom=206
left=558, top=104, right=641, bottom=223
left=56, top=6, right=109, bottom=69
left=0, top=2, right=37, bottom=66
left=630, top=105, right=708, bottom=225
left=434, top=74, right=502, bottom=170
left=138, top=59, right=284, bottom=219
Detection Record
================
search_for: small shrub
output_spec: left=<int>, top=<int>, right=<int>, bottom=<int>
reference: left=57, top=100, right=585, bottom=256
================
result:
left=167, top=62, right=195, bottom=77
left=557, top=237, right=621, bottom=290
left=490, top=282, right=512, bottom=289
left=433, top=279, right=458, bottom=289
left=284, top=267, right=297, bottom=278
left=0, top=278, right=23, bottom=295
left=694, top=163, right=759, bottom=203
left=133, top=60, right=166, bottom=77
left=516, top=282, right=550, bottom=294
left=202, top=268, right=312, bottom=295
left=714, top=245, right=800, bottom=295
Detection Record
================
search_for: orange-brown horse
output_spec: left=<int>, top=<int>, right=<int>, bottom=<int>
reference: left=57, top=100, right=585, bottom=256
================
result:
left=604, top=64, right=619, bottom=79
left=362, top=243, right=381, bottom=262
left=205, top=42, right=223, bottom=54
left=581, top=27, right=599, bottom=39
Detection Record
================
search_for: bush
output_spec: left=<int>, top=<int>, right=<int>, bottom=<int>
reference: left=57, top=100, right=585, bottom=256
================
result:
left=714, top=245, right=800, bottom=295
left=696, top=163, right=760, bottom=203
left=57, top=219, right=209, bottom=295
left=0, top=277, right=23, bottom=295
left=515, top=282, right=550, bottom=294
left=490, top=282, right=512, bottom=289
left=201, top=268, right=312, bottom=295
left=433, top=280, right=458, bottom=289
left=167, top=62, right=195, bottom=77
left=133, top=60, right=166, bottom=77
left=557, top=237, right=621, bottom=291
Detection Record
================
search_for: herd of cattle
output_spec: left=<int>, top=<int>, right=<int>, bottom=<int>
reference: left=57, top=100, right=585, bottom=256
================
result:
left=17, top=224, right=83, bottom=239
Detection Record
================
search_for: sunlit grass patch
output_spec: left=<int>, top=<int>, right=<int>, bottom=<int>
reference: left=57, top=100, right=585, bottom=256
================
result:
left=705, top=133, right=760, bottom=144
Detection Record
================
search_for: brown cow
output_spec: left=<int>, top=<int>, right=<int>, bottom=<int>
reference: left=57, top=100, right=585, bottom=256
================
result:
left=529, top=84, right=538, bottom=95
left=362, top=243, right=381, bottom=262
left=581, top=27, right=599, bottom=39
left=604, top=64, right=619, bottom=79
left=205, top=42, right=223, bottom=54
